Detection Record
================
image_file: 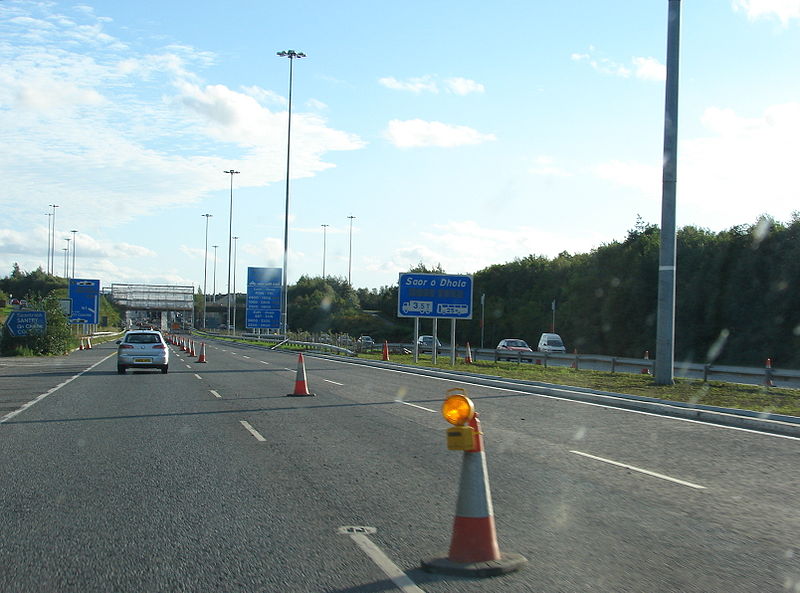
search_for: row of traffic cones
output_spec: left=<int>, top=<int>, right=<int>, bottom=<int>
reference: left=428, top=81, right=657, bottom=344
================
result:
left=79, top=336, right=92, bottom=350
left=165, top=334, right=207, bottom=363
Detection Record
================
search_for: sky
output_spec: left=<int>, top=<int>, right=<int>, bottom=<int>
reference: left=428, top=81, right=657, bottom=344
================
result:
left=1, top=0, right=800, bottom=294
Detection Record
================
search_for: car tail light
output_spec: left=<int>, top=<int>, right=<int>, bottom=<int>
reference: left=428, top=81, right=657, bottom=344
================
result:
left=152, top=344, right=165, bottom=349
left=119, top=344, right=135, bottom=349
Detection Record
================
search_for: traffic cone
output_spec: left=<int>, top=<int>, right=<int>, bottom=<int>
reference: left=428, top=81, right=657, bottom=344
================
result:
left=287, top=353, right=315, bottom=397
left=86, top=336, right=92, bottom=349
left=189, top=340, right=196, bottom=357
left=765, top=358, right=775, bottom=387
left=423, top=414, right=527, bottom=577
left=641, top=350, right=651, bottom=375
left=197, top=342, right=207, bottom=363
left=464, top=342, right=473, bottom=364
left=382, top=340, right=390, bottom=361
left=79, top=337, right=85, bottom=350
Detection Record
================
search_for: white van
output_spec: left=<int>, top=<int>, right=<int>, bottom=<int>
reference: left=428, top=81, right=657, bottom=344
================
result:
left=537, top=333, right=566, bottom=353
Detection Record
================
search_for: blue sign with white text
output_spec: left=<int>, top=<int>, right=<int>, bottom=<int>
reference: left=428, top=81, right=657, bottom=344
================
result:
left=397, top=273, right=473, bottom=319
left=5, top=310, right=47, bottom=336
left=69, top=279, right=100, bottom=324
left=246, top=267, right=282, bottom=329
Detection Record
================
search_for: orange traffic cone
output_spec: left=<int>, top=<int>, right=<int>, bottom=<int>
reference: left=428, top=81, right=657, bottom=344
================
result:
left=86, top=336, right=92, bottom=349
left=765, top=358, right=775, bottom=387
left=423, top=414, right=527, bottom=577
left=382, top=340, right=390, bottom=361
left=464, top=342, right=473, bottom=364
left=197, top=342, right=207, bottom=363
left=287, top=353, right=315, bottom=397
left=641, top=350, right=651, bottom=375
left=189, top=340, right=196, bottom=357
left=79, top=337, right=85, bottom=350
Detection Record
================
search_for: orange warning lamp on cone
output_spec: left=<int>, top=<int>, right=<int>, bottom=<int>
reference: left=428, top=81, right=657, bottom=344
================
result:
left=423, top=388, right=527, bottom=577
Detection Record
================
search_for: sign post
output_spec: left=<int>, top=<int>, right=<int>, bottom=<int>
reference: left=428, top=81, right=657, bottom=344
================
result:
left=69, top=279, right=100, bottom=328
left=398, top=273, right=473, bottom=364
left=5, top=311, right=47, bottom=337
left=246, top=267, right=282, bottom=331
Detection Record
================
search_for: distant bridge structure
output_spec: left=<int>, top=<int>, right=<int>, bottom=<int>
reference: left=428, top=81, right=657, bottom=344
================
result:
left=110, top=283, right=194, bottom=330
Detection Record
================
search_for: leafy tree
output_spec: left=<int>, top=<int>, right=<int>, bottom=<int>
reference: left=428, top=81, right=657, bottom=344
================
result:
left=1, top=292, right=73, bottom=355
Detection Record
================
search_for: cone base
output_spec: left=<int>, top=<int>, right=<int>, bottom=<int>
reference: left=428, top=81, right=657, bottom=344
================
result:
left=421, top=553, right=527, bottom=578
left=286, top=392, right=316, bottom=397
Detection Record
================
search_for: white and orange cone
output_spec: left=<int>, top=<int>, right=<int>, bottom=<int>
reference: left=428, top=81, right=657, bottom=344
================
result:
left=423, top=415, right=527, bottom=577
left=197, top=342, right=207, bottom=363
left=641, top=350, right=651, bottom=375
left=86, top=336, right=92, bottom=349
left=382, top=340, right=390, bottom=361
left=287, top=353, right=315, bottom=397
left=79, top=337, right=85, bottom=350
left=189, top=340, right=196, bottom=357
left=464, top=342, right=473, bottom=364
left=765, top=358, right=775, bottom=387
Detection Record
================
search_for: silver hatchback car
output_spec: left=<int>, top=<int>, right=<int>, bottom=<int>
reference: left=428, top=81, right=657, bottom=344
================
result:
left=117, top=330, right=170, bottom=374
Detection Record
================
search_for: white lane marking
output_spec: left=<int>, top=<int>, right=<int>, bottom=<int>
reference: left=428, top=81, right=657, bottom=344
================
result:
left=571, top=450, right=706, bottom=490
left=185, top=364, right=192, bottom=368
left=240, top=420, right=266, bottom=442
left=345, top=531, right=425, bottom=593
left=242, top=355, right=251, bottom=359
left=284, top=367, right=294, bottom=372
left=1, top=353, right=115, bottom=425
left=259, top=360, right=269, bottom=365
left=318, top=358, right=800, bottom=441
left=210, top=390, right=221, bottom=399
left=324, top=379, right=344, bottom=386
left=395, top=400, right=437, bottom=413
left=194, top=374, right=202, bottom=380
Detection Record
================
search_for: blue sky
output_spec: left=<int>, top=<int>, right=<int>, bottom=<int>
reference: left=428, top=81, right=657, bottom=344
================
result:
left=2, top=0, right=800, bottom=293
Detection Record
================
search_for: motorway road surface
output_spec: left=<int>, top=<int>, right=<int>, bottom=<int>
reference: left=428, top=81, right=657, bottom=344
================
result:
left=1, top=339, right=799, bottom=592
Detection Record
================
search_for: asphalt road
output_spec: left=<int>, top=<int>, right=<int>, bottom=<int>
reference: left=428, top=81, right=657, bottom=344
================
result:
left=1, top=340, right=798, bottom=592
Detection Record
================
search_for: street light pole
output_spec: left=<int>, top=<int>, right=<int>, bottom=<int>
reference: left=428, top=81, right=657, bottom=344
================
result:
left=232, top=236, right=239, bottom=334
left=224, top=169, right=240, bottom=335
left=48, top=204, right=59, bottom=275
left=277, top=49, right=306, bottom=337
left=45, top=213, right=52, bottom=274
left=212, top=245, right=219, bottom=306
left=70, top=230, right=77, bottom=278
left=347, top=215, right=356, bottom=285
left=321, top=224, right=329, bottom=279
left=655, top=0, right=682, bottom=385
left=63, top=240, right=70, bottom=277
left=201, top=214, right=212, bottom=328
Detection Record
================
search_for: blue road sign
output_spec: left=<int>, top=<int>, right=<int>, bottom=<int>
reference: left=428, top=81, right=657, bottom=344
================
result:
left=69, top=279, right=100, bottom=324
left=5, top=310, right=47, bottom=336
left=397, top=273, right=473, bottom=319
left=246, top=267, right=282, bottom=329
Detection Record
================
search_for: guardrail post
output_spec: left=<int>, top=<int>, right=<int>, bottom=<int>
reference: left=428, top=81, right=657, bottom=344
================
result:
left=611, top=357, right=617, bottom=373
left=544, top=352, right=548, bottom=368
left=516, top=351, right=521, bottom=364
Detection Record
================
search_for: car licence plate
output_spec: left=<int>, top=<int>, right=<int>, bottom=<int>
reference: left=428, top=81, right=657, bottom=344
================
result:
left=134, top=358, right=152, bottom=363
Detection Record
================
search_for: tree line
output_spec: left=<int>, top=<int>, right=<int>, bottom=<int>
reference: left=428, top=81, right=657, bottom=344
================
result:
left=4, top=215, right=799, bottom=366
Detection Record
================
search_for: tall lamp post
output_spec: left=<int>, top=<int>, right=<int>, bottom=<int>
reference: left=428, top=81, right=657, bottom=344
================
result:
left=347, top=215, right=356, bottom=285
left=63, top=240, right=70, bottom=277
left=655, top=0, right=682, bottom=385
left=232, top=236, right=239, bottom=334
left=277, top=49, right=306, bottom=336
left=212, top=245, right=219, bottom=306
left=70, top=230, right=78, bottom=278
left=45, top=213, right=52, bottom=273
left=48, top=204, right=59, bottom=275
left=224, top=169, right=240, bottom=334
left=201, top=214, right=212, bottom=328
left=321, top=224, right=329, bottom=279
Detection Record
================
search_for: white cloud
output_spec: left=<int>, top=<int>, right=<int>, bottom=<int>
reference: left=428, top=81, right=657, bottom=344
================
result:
left=572, top=49, right=665, bottom=81
left=733, top=0, right=800, bottom=24
left=444, top=77, right=485, bottom=95
left=529, top=156, right=572, bottom=178
left=379, top=75, right=485, bottom=95
left=632, top=57, right=666, bottom=81
left=592, top=160, right=661, bottom=198
left=378, top=75, right=438, bottom=94
left=384, top=119, right=496, bottom=148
